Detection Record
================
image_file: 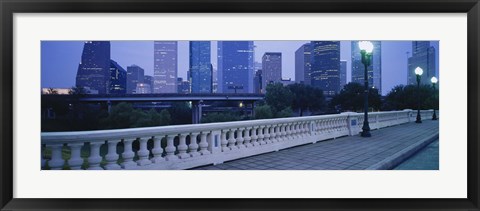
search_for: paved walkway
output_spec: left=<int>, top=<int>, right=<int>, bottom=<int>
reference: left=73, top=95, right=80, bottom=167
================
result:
left=193, top=120, right=439, bottom=170
left=394, top=139, right=439, bottom=170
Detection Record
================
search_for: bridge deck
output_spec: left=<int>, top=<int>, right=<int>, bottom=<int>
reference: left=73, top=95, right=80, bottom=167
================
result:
left=193, top=120, right=439, bottom=170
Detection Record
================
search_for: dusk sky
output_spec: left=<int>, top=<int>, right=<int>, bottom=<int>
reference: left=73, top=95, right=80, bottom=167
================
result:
left=41, top=41, right=439, bottom=95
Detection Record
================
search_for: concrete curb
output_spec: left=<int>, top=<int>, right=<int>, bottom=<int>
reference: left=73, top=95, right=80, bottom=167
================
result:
left=366, top=132, right=439, bottom=170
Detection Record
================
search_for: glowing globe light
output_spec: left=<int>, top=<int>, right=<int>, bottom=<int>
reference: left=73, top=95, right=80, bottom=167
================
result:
left=358, top=41, right=374, bottom=53
left=415, top=67, right=423, bottom=75
left=431, top=76, right=438, bottom=84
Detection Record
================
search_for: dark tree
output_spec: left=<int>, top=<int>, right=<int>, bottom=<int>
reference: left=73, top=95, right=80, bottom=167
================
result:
left=100, top=103, right=171, bottom=129
left=384, top=84, right=438, bottom=111
left=265, top=83, right=293, bottom=114
left=330, top=82, right=382, bottom=112
left=287, top=83, right=326, bottom=116
left=254, top=104, right=273, bottom=119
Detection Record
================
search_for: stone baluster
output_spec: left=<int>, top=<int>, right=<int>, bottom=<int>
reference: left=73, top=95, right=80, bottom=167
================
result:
left=177, top=133, right=190, bottom=159
left=287, top=123, right=294, bottom=140
left=302, top=122, right=308, bottom=137
left=227, top=129, right=236, bottom=150
left=275, top=125, right=282, bottom=142
left=258, top=126, right=266, bottom=145
left=41, top=144, right=47, bottom=169
left=236, top=128, right=246, bottom=149
left=290, top=123, right=297, bottom=139
left=87, top=142, right=104, bottom=170
left=270, top=125, right=278, bottom=143
left=165, top=134, right=178, bottom=161
left=311, top=121, right=317, bottom=135
left=334, top=118, right=339, bottom=132
left=137, top=137, right=152, bottom=166
left=276, top=124, right=283, bottom=142
left=220, top=130, right=229, bottom=152
left=189, top=132, right=201, bottom=157
left=68, top=143, right=84, bottom=170
left=121, top=138, right=137, bottom=169
left=243, top=127, right=252, bottom=147
left=47, top=144, right=64, bottom=170
left=292, top=123, right=298, bottom=138
left=263, top=125, right=272, bottom=144
left=151, top=136, right=165, bottom=163
left=319, top=120, right=325, bottom=134
left=330, top=119, right=335, bottom=132
left=298, top=122, right=304, bottom=138
left=104, top=140, right=122, bottom=170
left=250, top=126, right=259, bottom=146
left=281, top=124, right=287, bottom=141
left=198, top=132, right=211, bottom=155
left=298, top=122, right=304, bottom=137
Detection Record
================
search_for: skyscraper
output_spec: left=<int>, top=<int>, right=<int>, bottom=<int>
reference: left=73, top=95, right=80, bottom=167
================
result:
left=190, top=41, right=213, bottom=93
left=177, top=77, right=191, bottom=94
left=340, top=60, right=347, bottom=90
left=351, top=41, right=382, bottom=93
left=75, top=41, right=111, bottom=94
left=262, top=52, right=282, bottom=91
left=253, top=69, right=262, bottom=94
left=109, top=60, right=127, bottom=94
left=310, top=41, right=341, bottom=96
left=154, top=41, right=178, bottom=93
left=217, top=41, right=254, bottom=93
left=295, top=43, right=312, bottom=85
left=144, top=75, right=154, bottom=93
left=135, top=83, right=151, bottom=94
left=126, top=65, right=144, bottom=94
left=408, top=41, right=436, bottom=86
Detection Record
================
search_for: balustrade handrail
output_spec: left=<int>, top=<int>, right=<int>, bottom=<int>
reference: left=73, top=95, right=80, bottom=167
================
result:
left=41, top=109, right=433, bottom=144
left=40, top=109, right=437, bottom=170
left=41, top=112, right=350, bottom=143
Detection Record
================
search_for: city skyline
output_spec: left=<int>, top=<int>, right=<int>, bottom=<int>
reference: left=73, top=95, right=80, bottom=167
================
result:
left=41, top=40, right=439, bottom=95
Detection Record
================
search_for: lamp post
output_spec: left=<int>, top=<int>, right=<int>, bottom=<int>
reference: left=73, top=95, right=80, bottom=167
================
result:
left=359, top=41, right=374, bottom=137
left=431, top=76, right=438, bottom=120
left=415, top=67, right=423, bottom=123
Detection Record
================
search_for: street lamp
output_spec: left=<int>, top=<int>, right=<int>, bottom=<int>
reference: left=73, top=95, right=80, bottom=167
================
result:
left=431, top=76, right=438, bottom=120
left=415, top=67, right=423, bottom=123
left=359, top=41, right=374, bottom=137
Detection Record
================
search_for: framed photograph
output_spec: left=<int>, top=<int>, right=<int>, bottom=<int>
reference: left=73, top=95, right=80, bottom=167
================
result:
left=1, top=0, right=479, bottom=210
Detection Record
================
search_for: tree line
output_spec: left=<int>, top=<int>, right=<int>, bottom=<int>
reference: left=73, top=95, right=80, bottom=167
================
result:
left=42, top=82, right=438, bottom=131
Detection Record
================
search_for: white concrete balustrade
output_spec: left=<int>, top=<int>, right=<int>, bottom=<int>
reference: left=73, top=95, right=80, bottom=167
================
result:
left=41, top=109, right=437, bottom=170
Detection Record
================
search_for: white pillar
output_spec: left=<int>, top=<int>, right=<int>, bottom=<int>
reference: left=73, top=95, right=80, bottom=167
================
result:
left=275, top=124, right=282, bottom=142
left=281, top=124, right=287, bottom=141
left=244, top=127, right=252, bottom=147
left=198, top=132, right=211, bottom=155
left=264, top=125, right=272, bottom=144
left=164, top=135, right=178, bottom=161
left=87, top=142, right=104, bottom=170
left=220, top=130, right=229, bottom=152
left=121, top=139, right=137, bottom=169
left=227, top=129, right=236, bottom=150
left=104, top=140, right=122, bottom=170
left=177, top=133, right=190, bottom=159
left=68, top=143, right=84, bottom=170
left=236, top=128, right=245, bottom=149
left=47, top=144, right=64, bottom=170
left=137, top=137, right=152, bottom=166
left=258, top=126, right=266, bottom=145
left=189, top=132, right=201, bottom=157
left=151, top=136, right=165, bottom=163
left=251, top=126, right=259, bottom=146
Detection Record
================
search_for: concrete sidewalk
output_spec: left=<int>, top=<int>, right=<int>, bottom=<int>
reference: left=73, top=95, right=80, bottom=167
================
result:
left=192, top=120, right=439, bottom=170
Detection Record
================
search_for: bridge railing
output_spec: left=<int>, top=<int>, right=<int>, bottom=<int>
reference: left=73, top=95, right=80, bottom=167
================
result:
left=41, top=109, right=436, bottom=170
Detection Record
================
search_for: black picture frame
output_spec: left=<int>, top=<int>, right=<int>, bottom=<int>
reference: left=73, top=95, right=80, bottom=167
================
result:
left=1, top=0, right=479, bottom=210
